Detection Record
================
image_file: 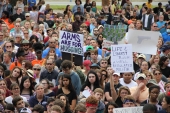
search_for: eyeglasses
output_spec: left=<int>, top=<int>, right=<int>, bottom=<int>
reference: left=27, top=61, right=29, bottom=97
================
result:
left=6, top=46, right=12, bottom=48
left=50, top=42, right=55, bottom=44
left=12, top=87, right=19, bottom=90
left=46, top=63, right=53, bottom=65
left=155, top=73, right=161, bottom=75
left=15, top=25, right=20, bottom=27
left=33, top=68, right=41, bottom=71
left=101, top=62, right=107, bottom=64
left=23, top=44, right=29, bottom=46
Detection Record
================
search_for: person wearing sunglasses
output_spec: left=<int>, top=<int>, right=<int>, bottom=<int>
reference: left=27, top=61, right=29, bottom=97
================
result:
left=32, top=64, right=41, bottom=84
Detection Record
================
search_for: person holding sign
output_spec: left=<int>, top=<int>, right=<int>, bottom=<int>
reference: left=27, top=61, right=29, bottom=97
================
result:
left=130, top=73, right=149, bottom=105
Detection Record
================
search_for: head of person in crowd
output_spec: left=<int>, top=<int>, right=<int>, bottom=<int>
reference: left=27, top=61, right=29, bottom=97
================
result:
left=38, top=15, right=45, bottom=24
left=46, top=98, right=55, bottom=113
left=15, top=34, right=22, bottom=45
left=66, top=24, right=73, bottom=31
left=10, top=83, right=22, bottom=97
left=40, top=79, right=53, bottom=95
left=4, top=104, right=15, bottom=113
left=159, top=14, right=164, bottom=22
left=16, top=48, right=25, bottom=63
left=85, top=96, right=98, bottom=113
left=33, top=42, right=43, bottom=60
left=166, top=22, right=170, bottom=34
left=143, top=104, right=157, bottom=113
left=151, top=22, right=159, bottom=31
left=81, top=70, right=100, bottom=91
left=12, top=96, right=25, bottom=112
left=0, top=31, right=4, bottom=42
left=20, top=76, right=34, bottom=97
left=24, top=21, right=31, bottom=30
left=9, top=67, right=22, bottom=83
left=73, top=102, right=86, bottom=113
left=95, top=69, right=104, bottom=88
left=0, top=66, right=5, bottom=79
left=1, top=23, right=8, bottom=32
left=104, top=102, right=118, bottom=113
left=45, top=59, right=55, bottom=72
left=16, top=7, right=22, bottom=14
left=21, top=40, right=30, bottom=53
left=56, top=94, right=71, bottom=113
left=85, top=35, right=92, bottom=46
left=4, top=42, right=13, bottom=53
left=90, top=49, right=98, bottom=63
left=93, top=28, right=99, bottom=37
left=137, top=54, right=146, bottom=66
left=93, top=88, right=104, bottom=101
left=135, top=20, right=143, bottom=30
left=153, top=69, right=162, bottom=83
left=136, top=73, right=147, bottom=88
left=123, top=95, right=136, bottom=107
left=48, top=38, right=57, bottom=49
left=98, top=25, right=104, bottom=34
left=162, top=95, right=170, bottom=112
left=14, top=22, right=21, bottom=32
left=96, top=34, right=103, bottom=48
left=140, top=61, right=149, bottom=72
left=75, top=0, right=82, bottom=5
left=23, top=30, right=29, bottom=40
left=100, top=58, right=108, bottom=69
left=50, top=105, right=62, bottom=113
left=80, top=23, right=88, bottom=31
left=148, top=85, right=160, bottom=103
left=32, top=104, right=44, bottom=113
left=53, top=99, right=65, bottom=112
left=117, top=86, right=131, bottom=101
left=83, top=60, right=91, bottom=73
left=143, top=70, right=154, bottom=81
left=106, top=66, right=114, bottom=76
left=29, top=35, right=38, bottom=44
left=122, top=72, right=134, bottom=84
left=159, top=56, right=169, bottom=69
left=61, top=60, right=73, bottom=75
left=32, top=64, right=41, bottom=78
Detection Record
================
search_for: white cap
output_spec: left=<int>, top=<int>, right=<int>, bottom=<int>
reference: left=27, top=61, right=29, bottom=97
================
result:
left=113, top=73, right=120, bottom=76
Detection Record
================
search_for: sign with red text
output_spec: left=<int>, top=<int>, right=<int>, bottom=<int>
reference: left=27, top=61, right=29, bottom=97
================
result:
left=59, top=31, right=84, bottom=56
left=102, top=40, right=114, bottom=51
left=111, top=44, right=133, bottom=73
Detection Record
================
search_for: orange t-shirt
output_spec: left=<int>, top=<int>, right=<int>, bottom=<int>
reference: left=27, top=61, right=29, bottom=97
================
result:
left=9, top=62, right=22, bottom=71
left=31, top=59, right=45, bottom=66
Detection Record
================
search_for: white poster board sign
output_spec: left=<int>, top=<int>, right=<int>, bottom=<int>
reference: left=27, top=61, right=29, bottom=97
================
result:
left=127, top=29, right=159, bottom=55
left=102, top=40, right=114, bottom=51
left=111, top=44, right=133, bottom=73
left=113, top=107, right=143, bottom=113
left=59, top=31, right=84, bottom=56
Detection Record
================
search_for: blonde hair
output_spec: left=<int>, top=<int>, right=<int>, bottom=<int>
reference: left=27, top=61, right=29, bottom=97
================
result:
left=118, top=86, right=131, bottom=97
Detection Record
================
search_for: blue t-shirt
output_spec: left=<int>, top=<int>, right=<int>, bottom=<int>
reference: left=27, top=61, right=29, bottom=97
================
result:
left=162, top=32, right=170, bottom=44
left=28, top=0, right=36, bottom=7
left=42, top=48, right=62, bottom=58
left=157, top=21, right=166, bottom=33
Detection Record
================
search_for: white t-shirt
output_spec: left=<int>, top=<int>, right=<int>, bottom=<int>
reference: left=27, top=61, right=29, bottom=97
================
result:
left=119, top=78, right=138, bottom=88
left=5, top=96, right=27, bottom=104
left=39, top=5, right=46, bottom=13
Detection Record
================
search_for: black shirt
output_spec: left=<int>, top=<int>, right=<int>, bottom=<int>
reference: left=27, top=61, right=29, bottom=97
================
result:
left=84, top=3, right=92, bottom=12
left=104, top=82, right=122, bottom=101
left=115, top=97, right=123, bottom=107
left=40, top=70, right=58, bottom=81
left=100, top=12, right=112, bottom=25
left=160, top=66, right=170, bottom=78
left=13, top=13, right=25, bottom=21
left=45, top=20, right=54, bottom=28
left=153, top=7, right=164, bottom=15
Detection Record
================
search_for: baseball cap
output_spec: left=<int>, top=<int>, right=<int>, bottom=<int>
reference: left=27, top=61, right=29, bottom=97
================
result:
left=146, top=79, right=158, bottom=87
left=137, top=54, right=146, bottom=60
left=90, top=63, right=100, bottom=69
left=83, top=60, right=91, bottom=70
left=113, top=73, right=120, bottom=76
left=160, top=44, right=170, bottom=51
left=86, top=46, right=94, bottom=51
left=22, top=40, right=30, bottom=44
left=136, top=73, right=146, bottom=79
left=25, top=13, right=30, bottom=17
left=20, top=108, right=32, bottom=113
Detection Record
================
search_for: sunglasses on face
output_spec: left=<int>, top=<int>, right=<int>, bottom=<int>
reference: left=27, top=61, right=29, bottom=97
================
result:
left=33, top=68, right=41, bottom=71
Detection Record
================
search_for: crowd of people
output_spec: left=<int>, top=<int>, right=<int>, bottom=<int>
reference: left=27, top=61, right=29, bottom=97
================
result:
left=0, top=0, right=170, bottom=113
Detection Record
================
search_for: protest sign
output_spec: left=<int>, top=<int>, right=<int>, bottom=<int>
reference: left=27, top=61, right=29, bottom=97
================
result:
left=127, top=29, right=159, bottom=55
left=111, top=44, right=133, bottom=73
left=113, top=106, right=143, bottom=113
left=59, top=31, right=84, bottom=56
left=102, top=40, right=114, bottom=51
left=102, top=23, right=127, bottom=42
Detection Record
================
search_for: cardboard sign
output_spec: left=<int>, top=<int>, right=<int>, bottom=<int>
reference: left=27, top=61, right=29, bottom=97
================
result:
left=59, top=31, right=84, bottom=56
left=111, top=44, right=133, bottom=73
left=102, top=40, right=114, bottom=51
left=127, top=29, right=159, bottom=55
left=113, top=107, right=143, bottom=113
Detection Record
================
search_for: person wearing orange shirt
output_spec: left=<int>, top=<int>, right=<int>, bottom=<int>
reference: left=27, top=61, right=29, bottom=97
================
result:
left=9, top=48, right=25, bottom=71
left=31, top=42, right=45, bottom=66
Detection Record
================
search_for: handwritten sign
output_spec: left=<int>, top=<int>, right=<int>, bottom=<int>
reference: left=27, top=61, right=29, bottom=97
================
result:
left=127, top=29, right=159, bottom=55
left=113, top=107, right=143, bottom=113
left=111, top=44, right=133, bottom=73
left=59, top=31, right=84, bottom=56
left=102, top=40, right=114, bottom=51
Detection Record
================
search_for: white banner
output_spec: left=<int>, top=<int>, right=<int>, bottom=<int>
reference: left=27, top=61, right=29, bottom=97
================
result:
left=127, top=29, right=159, bottom=55
left=59, top=31, right=84, bottom=56
left=102, top=40, right=114, bottom=51
left=113, top=107, right=143, bottom=113
left=111, top=44, right=133, bottom=73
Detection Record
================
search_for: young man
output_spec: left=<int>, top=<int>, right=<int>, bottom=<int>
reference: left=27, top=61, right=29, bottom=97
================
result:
left=56, top=60, right=81, bottom=95
left=123, top=95, right=136, bottom=107
left=94, top=88, right=105, bottom=113
left=12, top=96, right=25, bottom=113
left=50, top=105, right=62, bottom=113
left=45, top=98, right=55, bottom=113
left=85, top=96, right=98, bottom=113
left=90, top=49, right=101, bottom=64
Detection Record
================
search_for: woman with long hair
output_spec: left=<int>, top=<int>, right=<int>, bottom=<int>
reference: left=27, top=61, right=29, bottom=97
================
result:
left=135, top=20, right=143, bottom=30
left=81, top=70, right=100, bottom=92
left=104, top=102, right=118, bottom=113
left=0, top=79, right=11, bottom=97
left=20, top=76, right=34, bottom=100
left=63, top=5, right=71, bottom=14
left=56, top=94, right=72, bottom=113
left=5, top=67, right=22, bottom=89
left=91, top=1, right=97, bottom=13
left=56, top=74, right=77, bottom=111
left=84, top=0, right=92, bottom=13
left=159, top=56, right=170, bottom=78
left=40, top=79, right=55, bottom=97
